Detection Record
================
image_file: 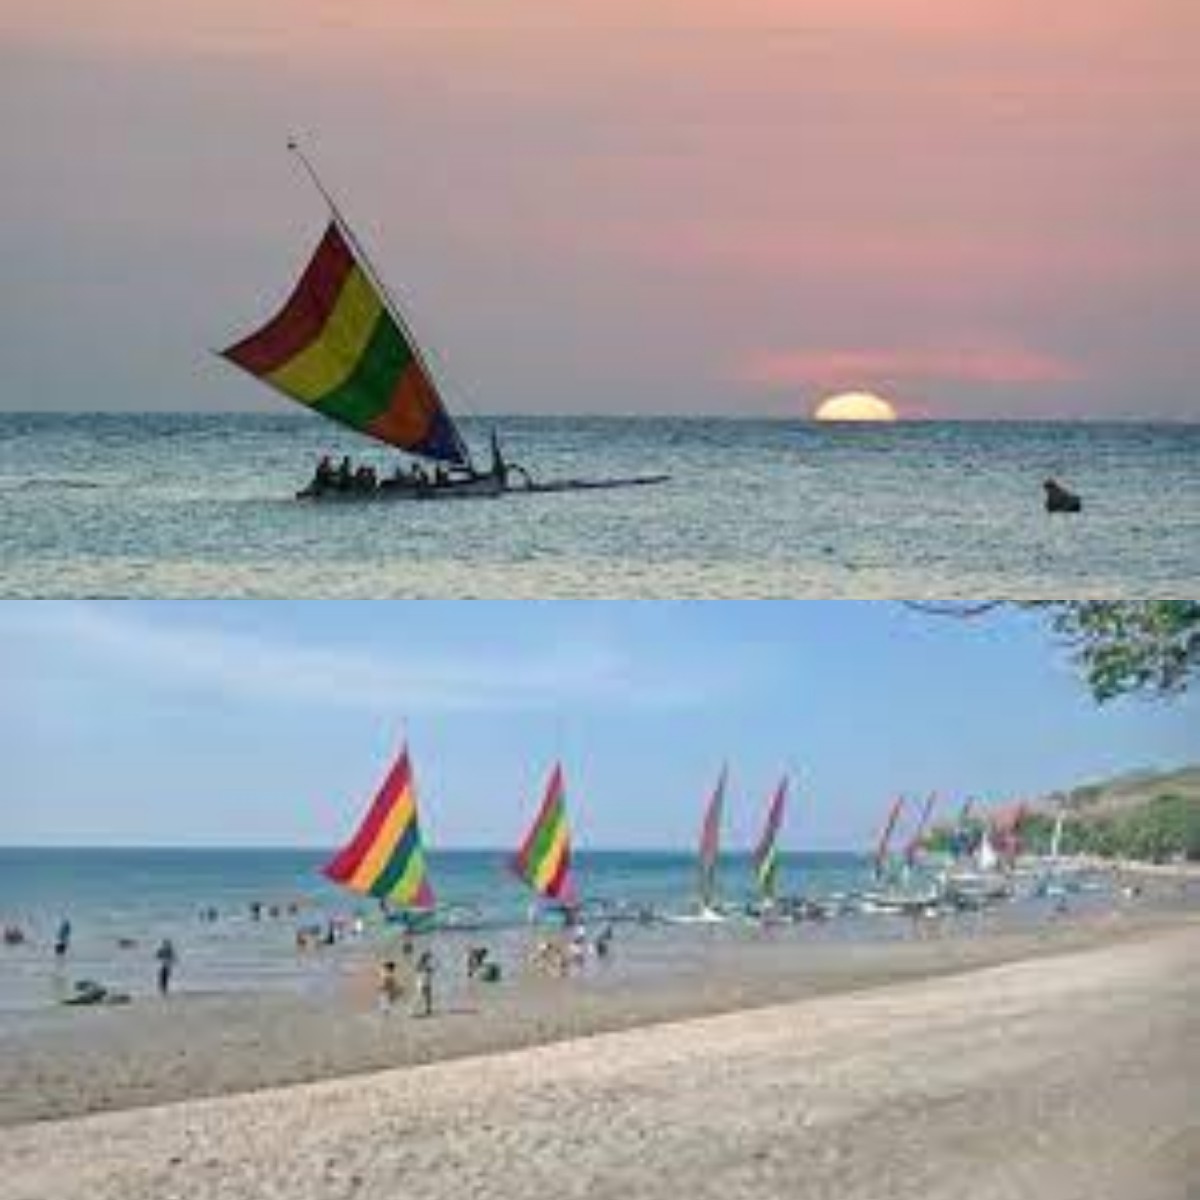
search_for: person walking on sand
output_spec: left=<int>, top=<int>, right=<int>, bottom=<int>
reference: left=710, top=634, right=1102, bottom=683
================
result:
left=155, top=938, right=178, bottom=996
left=413, top=950, right=435, bottom=1018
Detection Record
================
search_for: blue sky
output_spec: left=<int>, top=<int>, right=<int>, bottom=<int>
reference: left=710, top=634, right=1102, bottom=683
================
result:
left=0, top=602, right=1195, bottom=850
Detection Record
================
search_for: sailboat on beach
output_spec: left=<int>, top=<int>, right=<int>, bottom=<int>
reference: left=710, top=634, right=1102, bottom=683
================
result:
left=666, top=767, right=729, bottom=923
left=324, top=745, right=436, bottom=915
left=219, top=142, right=669, bottom=502
left=510, top=762, right=578, bottom=916
left=860, top=795, right=941, bottom=916
left=751, top=776, right=788, bottom=916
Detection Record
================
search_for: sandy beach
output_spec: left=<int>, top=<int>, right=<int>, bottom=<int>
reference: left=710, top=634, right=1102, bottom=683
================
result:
left=0, top=913, right=1195, bottom=1200
left=0, top=886, right=1191, bottom=1127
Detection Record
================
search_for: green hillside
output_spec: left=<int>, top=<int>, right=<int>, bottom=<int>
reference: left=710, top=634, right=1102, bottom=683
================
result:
left=1031, top=766, right=1200, bottom=862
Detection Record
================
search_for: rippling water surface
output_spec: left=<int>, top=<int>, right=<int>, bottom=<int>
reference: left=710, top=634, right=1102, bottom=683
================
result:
left=0, top=847, right=871, bottom=1011
left=1, top=414, right=1197, bottom=597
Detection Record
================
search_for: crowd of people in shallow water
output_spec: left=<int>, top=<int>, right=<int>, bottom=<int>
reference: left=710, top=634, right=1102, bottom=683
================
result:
left=2, top=899, right=619, bottom=1018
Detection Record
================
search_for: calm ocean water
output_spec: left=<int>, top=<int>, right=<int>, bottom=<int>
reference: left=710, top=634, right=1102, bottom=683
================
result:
left=0, top=847, right=869, bottom=1013
left=2, top=414, right=1198, bottom=597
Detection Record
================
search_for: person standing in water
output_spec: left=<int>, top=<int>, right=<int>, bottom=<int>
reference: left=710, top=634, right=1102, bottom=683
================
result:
left=413, top=949, right=435, bottom=1018
left=53, top=918, right=71, bottom=960
left=155, top=938, right=178, bottom=997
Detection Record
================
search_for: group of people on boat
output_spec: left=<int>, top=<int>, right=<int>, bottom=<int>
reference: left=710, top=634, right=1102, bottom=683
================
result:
left=307, top=454, right=486, bottom=497
left=303, top=433, right=517, bottom=499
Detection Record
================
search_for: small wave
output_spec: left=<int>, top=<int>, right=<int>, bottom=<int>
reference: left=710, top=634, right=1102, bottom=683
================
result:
left=1, top=477, right=105, bottom=492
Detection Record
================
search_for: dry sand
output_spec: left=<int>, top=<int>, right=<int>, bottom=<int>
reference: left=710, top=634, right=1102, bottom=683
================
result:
left=0, top=917, right=1196, bottom=1200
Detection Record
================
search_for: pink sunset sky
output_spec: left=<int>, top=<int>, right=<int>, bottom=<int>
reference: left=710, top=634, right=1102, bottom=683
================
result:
left=2, top=0, right=1197, bottom=418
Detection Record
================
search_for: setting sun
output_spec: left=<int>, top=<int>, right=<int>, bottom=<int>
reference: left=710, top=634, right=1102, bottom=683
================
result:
left=812, top=392, right=898, bottom=423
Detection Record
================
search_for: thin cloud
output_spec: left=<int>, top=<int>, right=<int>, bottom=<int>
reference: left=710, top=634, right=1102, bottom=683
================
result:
left=0, top=604, right=732, bottom=714
left=737, top=345, right=1085, bottom=390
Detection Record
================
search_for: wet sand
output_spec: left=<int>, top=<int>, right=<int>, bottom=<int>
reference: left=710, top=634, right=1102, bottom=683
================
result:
left=0, top=915, right=1195, bottom=1200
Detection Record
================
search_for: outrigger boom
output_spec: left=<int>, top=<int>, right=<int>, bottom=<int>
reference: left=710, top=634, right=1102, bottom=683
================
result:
left=218, top=142, right=670, bottom=502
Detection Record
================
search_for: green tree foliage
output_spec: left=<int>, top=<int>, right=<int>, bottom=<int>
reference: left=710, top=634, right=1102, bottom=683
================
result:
left=928, top=795, right=1200, bottom=863
left=906, top=602, right=1200, bottom=702
left=1035, top=602, right=1200, bottom=703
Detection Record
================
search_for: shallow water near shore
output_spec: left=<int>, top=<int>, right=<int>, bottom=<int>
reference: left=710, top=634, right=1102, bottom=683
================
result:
left=0, top=845, right=1126, bottom=1022
left=2, top=414, right=1198, bottom=597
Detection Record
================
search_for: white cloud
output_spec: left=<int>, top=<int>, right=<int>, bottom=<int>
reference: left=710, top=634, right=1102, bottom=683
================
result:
left=0, top=603, right=732, bottom=714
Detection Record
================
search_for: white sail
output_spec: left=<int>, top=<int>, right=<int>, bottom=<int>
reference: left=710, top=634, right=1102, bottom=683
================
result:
left=1049, top=812, right=1065, bottom=861
left=977, top=831, right=1000, bottom=872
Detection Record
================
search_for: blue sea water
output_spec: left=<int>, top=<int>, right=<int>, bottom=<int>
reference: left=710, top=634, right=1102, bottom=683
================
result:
left=0, top=847, right=869, bottom=1012
left=2, top=414, right=1198, bottom=597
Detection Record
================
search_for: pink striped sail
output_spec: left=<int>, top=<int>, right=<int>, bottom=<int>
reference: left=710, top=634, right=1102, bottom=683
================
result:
left=697, top=766, right=727, bottom=909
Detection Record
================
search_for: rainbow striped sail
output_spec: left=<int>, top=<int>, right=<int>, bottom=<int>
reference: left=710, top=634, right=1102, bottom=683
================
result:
left=222, top=220, right=469, bottom=465
left=324, top=746, right=435, bottom=908
left=754, top=777, right=789, bottom=901
left=697, top=766, right=727, bottom=910
left=873, top=795, right=906, bottom=880
left=511, top=763, right=576, bottom=904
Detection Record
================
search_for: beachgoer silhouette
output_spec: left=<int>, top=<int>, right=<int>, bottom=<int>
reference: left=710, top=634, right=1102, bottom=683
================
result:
left=414, top=950, right=434, bottom=1017
left=155, top=938, right=178, bottom=996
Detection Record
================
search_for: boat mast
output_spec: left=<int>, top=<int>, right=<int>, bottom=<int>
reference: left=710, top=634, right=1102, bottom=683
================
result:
left=287, top=139, right=474, bottom=469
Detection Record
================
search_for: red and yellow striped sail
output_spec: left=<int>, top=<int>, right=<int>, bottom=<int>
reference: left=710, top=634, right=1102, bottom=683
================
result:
left=323, top=747, right=436, bottom=908
left=222, top=222, right=468, bottom=465
left=511, top=763, right=576, bottom=904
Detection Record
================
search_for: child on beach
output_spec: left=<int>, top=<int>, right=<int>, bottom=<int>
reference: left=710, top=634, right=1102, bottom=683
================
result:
left=378, top=960, right=402, bottom=1010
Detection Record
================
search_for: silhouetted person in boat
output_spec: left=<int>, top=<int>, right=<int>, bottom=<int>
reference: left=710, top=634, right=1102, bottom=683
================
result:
left=1044, top=478, right=1082, bottom=513
left=313, top=456, right=334, bottom=492
left=489, top=429, right=509, bottom=486
left=336, top=456, right=353, bottom=491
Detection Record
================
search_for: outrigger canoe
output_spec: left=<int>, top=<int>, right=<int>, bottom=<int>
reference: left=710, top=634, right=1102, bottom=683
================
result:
left=219, top=142, right=670, bottom=502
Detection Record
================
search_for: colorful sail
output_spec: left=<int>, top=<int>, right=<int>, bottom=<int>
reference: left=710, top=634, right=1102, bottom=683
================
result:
left=903, top=792, right=938, bottom=866
left=698, top=766, right=727, bottom=909
left=222, top=221, right=468, bottom=465
left=873, top=795, right=906, bottom=879
left=511, top=763, right=576, bottom=904
left=754, top=776, right=789, bottom=901
left=324, top=746, right=435, bottom=908
left=989, top=802, right=1028, bottom=866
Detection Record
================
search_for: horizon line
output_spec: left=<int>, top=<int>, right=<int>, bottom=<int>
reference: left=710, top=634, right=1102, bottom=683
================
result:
left=3, top=410, right=1199, bottom=427
left=0, top=842, right=867, bottom=857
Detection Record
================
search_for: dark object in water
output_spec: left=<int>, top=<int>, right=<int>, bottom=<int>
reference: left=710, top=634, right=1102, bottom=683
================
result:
left=1043, top=478, right=1082, bottom=513
left=62, top=979, right=131, bottom=1007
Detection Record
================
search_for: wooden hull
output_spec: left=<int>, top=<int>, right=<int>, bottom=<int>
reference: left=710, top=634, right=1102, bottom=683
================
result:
left=298, top=472, right=506, bottom=502
left=296, top=471, right=670, bottom=502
